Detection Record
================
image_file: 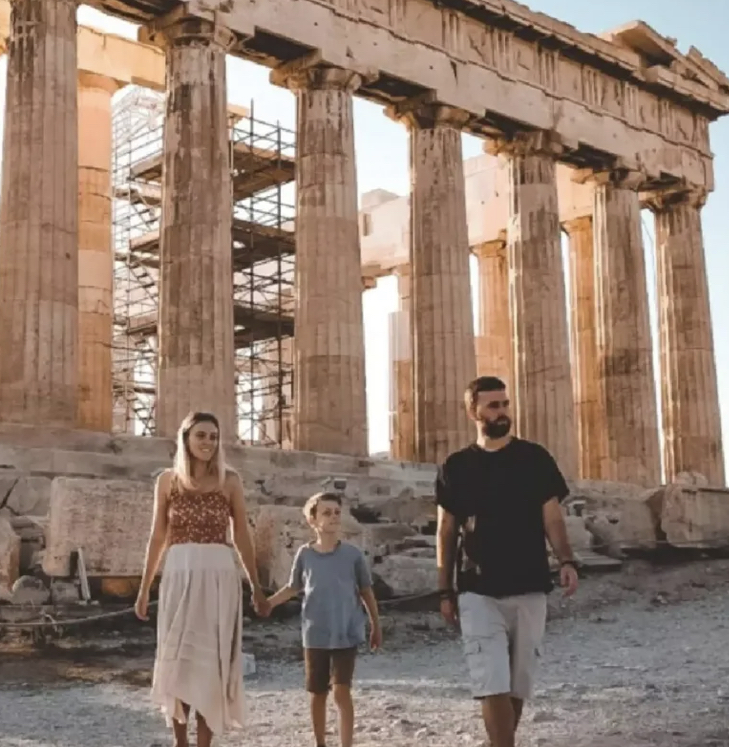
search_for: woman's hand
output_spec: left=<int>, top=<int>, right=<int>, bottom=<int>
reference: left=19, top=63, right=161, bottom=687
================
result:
left=252, top=586, right=270, bottom=617
left=135, top=588, right=150, bottom=621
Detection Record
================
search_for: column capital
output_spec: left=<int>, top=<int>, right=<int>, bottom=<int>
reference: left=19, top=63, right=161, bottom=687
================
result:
left=386, top=92, right=471, bottom=130
left=561, top=215, right=593, bottom=236
left=471, top=232, right=507, bottom=258
left=572, top=167, right=645, bottom=190
left=140, top=12, right=237, bottom=52
left=77, top=72, right=123, bottom=95
left=485, top=130, right=564, bottom=159
left=270, top=52, right=374, bottom=92
left=643, top=184, right=708, bottom=212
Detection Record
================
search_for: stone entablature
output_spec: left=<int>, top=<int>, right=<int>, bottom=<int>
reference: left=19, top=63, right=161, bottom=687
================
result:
left=165, top=0, right=729, bottom=190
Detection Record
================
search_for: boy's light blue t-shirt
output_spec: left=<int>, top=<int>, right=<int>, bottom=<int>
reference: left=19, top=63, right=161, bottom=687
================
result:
left=288, top=541, right=373, bottom=650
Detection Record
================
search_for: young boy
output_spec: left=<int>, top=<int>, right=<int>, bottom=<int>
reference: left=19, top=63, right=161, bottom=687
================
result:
left=265, top=492, right=382, bottom=747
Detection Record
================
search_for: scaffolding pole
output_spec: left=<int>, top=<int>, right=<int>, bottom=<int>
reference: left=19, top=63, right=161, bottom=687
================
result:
left=111, top=88, right=295, bottom=445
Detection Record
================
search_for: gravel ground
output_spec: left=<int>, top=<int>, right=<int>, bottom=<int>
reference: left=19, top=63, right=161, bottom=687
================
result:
left=1, top=559, right=729, bottom=747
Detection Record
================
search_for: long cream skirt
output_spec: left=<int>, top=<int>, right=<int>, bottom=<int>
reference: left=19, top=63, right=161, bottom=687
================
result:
left=151, top=543, right=245, bottom=735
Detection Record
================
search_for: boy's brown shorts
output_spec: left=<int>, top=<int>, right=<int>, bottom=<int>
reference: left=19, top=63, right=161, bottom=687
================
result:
left=304, top=647, right=357, bottom=693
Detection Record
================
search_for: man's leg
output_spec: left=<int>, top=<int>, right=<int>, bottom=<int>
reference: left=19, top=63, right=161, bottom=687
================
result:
left=480, top=695, right=516, bottom=747
left=511, top=698, right=524, bottom=729
left=305, top=649, right=331, bottom=747
left=458, top=593, right=514, bottom=747
left=510, top=593, right=548, bottom=735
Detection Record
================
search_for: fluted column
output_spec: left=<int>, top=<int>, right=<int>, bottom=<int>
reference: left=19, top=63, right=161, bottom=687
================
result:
left=77, top=73, right=120, bottom=432
left=591, top=172, right=660, bottom=485
left=473, top=233, right=511, bottom=386
left=0, top=0, right=79, bottom=425
left=564, top=215, right=603, bottom=480
left=493, top=133, right=577, bottom=477
left=272, top=63, right=367, bottom=456
left=392, top=99, right=476, bottom=465
left=151, top=18, right=237, bottom=439
left=389, top=265, right=414, bottom=461
left=648, top=188, right=725, bottom=486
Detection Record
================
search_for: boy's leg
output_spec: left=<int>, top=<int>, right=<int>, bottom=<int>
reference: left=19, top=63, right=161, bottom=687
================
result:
left=331, top=648, right=357, bottom=747
left=305, top=648, right=331, bottom=746
left=458, top=592, right=514, bottom=747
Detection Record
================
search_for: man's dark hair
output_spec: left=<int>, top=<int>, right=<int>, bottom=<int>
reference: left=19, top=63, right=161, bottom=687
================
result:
left=464, top=376, right=506, bottom=413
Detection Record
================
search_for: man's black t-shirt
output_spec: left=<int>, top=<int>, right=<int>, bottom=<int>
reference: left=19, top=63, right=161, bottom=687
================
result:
left=435, top=437, right=569, bottom=599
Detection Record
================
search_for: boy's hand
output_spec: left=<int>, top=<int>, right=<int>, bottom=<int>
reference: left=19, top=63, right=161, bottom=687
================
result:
left=369, top=624, right=382, bottom=651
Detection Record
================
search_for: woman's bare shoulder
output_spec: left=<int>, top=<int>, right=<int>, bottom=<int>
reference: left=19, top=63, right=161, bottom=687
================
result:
left=155, top=469, right=175, bottom=493
left=223, top=467, right=242, bottom=485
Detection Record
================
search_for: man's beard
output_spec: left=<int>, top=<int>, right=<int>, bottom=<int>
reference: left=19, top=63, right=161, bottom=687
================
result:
left=482, top=416, right=511, bottom=439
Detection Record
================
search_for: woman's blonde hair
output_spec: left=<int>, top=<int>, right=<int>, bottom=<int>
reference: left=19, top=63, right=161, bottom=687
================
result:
left=172, top=411, right=227, bottom=489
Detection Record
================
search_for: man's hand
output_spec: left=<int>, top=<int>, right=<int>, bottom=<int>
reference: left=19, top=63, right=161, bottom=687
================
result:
left=369, top=624, right=382, bottom=651
left=560, top=563, right=579, bottom=597
left=439, top=596, right=458, bottom=626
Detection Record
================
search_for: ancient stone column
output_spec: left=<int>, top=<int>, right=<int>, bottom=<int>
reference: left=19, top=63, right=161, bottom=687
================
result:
left=272, top=64, right=367, bottom=456
left=389, top=265, right=414, bottom=461
left=494, top=133, right=577, bottom=478
left=563, top=215, right=604, bottom=481
left=592, top=172, right=660, bottom=485
left=648, top=189, right=725, bottom=486
left=77, top=73, right=120, bottom=432
left=393, top=100, right=476, bottom=465
left=0, top=0, right=79, bottom=426
left=152, top=18, right=237, bottom=439
left=473, top=233, right=511, bottom=386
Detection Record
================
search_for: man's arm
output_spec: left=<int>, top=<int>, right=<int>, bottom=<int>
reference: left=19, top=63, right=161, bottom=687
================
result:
left=542, top=497, right=575, bottom=564
left=436, top=505, right=459, bottom=592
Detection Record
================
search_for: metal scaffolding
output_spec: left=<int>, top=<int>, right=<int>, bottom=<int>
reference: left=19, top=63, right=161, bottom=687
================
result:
left=111, top=87, right=295, bottom=444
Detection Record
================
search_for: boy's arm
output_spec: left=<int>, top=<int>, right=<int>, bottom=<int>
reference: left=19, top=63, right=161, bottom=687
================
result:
left=267, top=584, right=299, bottom=610
left=266, top=546, right=305, bottom=611
left=359, top=586, right=380, bottom=628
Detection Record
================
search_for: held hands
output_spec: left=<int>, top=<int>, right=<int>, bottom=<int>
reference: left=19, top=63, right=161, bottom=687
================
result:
left=560, top=562, right=579, bottom=597
left=252, top=586, right=271, bottom=618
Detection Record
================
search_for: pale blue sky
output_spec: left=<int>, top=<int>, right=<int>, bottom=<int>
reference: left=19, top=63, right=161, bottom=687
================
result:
left=2, top=1, right=726, bottom=465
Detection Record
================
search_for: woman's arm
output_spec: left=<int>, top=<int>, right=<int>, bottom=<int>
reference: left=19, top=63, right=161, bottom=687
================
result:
left=136, top=471, right=171, bottom=614
left=228, top=471, right=262, bottom=592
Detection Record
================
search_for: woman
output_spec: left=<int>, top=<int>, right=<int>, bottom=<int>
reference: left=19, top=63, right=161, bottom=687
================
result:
left=135, top=411, right=267, bottom=747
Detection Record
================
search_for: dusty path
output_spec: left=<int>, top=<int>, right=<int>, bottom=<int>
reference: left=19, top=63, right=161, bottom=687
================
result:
left=1, top=559, right=728, bottom=747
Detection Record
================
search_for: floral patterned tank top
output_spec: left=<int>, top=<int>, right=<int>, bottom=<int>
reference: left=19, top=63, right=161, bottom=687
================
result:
left=167, top=476, right=232, bottom=546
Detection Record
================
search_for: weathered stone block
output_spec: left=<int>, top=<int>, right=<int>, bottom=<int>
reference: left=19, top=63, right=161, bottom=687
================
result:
left=569, top=480, right=662, bottom=549
left=661, top=485, right=729, bottom=549
left=373, top=554, right=436, bottom=597
left=44, top=477, right=154, bottom=577
left=0, top=515, right=20, bottom=592
left=363, top=522, right=417, bottom=556
left=11, top=575, right=50, bottom=606
left=253, top=505, right=367, bottom=590
left=0, top=475, right=52, bottom=516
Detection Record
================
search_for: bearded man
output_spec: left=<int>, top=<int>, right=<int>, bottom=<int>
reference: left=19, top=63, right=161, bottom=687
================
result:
left=435, top=375, right=579, bottom=747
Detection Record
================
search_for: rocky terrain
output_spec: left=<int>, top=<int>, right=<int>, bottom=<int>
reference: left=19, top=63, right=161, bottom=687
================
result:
left=2, top=558, right=729, bottom=747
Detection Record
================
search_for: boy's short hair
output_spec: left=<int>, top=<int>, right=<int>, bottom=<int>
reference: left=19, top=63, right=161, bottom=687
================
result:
left=303, top=492, right=342, bottom=521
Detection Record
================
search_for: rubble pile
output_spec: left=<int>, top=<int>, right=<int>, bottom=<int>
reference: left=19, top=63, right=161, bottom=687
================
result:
left=1, top=469, right=729, bottom=607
